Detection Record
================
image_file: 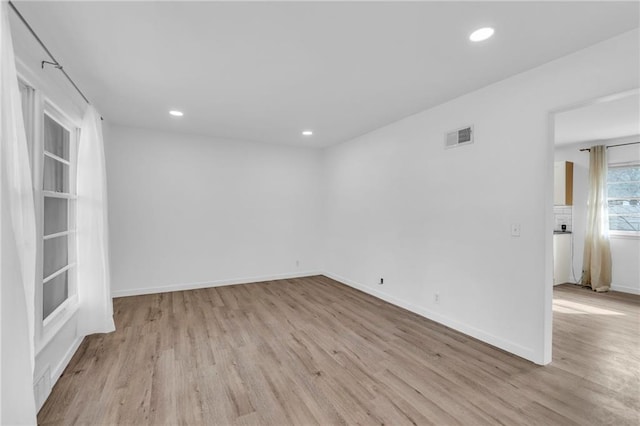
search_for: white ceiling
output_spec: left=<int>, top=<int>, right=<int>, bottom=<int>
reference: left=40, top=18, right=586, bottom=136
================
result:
left=11, top=1, right=640, bottom=147
left=555, top=93, right=640, bottom=145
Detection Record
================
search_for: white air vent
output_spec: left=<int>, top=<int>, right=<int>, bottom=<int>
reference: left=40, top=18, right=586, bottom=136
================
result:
left=445, top=125, right=474, bottom=149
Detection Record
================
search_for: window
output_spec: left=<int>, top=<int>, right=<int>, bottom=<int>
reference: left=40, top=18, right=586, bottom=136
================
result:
left=19, top=78, right=82, bottom=348
left=41, top=107, right=78, bottom=322
left=607, top=164, right=640, bottom=234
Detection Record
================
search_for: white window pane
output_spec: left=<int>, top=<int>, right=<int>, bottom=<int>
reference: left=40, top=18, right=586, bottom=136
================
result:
left=44, top=197, right=68, bottom=235
left=44, top=114, right=69, bottom=160
left=607, top=165, right=640, bottom=233
left=609, top=215, right=640, bottom=232
left=608, top=166, right=640, bottom=183
left=43, top=236, right=68, bottom=278
left=608, top=182, right=640, bottom=198
left=43, top=156, right=69, bottom=193
left=608, top=200, right=640, bottom=215
left=43, top=271, right=68, bottom=318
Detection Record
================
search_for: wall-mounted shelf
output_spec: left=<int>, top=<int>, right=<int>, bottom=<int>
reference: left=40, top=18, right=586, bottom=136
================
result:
left=554, top=161, right=573, bottom=206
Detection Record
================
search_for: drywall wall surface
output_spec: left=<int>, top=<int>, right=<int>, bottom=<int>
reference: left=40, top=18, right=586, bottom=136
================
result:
left=610, top=237, right=640, bottom=294
left=321, top=29, right=639, bottom=364
left=555, top=137, right=640, bottom=294
left=106, top=126, right=322, bottom=296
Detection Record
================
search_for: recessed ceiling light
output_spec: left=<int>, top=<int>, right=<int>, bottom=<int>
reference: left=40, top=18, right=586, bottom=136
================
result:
left=469, top=27, right=495, bottom=42
left=302, top=130, right=313, bottom=136
left=169, top=110, right=184, bottom=117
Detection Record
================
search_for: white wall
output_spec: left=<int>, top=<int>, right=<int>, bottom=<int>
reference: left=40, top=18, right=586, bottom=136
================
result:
left=106, top=126, right=322, bottom=297
left=555, top=136, right=640, bottom=294
left=321, top=29, right=640, bottom=365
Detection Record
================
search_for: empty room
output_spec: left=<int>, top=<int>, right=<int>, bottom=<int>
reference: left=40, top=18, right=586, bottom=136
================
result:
left=1, top=1, right=639, bottom=425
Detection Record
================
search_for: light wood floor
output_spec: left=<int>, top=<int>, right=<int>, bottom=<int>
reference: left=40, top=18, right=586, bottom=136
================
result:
left=38, top=277, right=640, bottom=425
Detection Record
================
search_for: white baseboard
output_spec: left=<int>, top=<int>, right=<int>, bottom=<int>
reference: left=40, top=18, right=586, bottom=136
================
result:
left=112, top=270, right=321, bottom=298
left=322, top=272, right=540, bottom=365
left=611, top=284, right=640, bottom=295
left=556, top=282, right=640, bottom=295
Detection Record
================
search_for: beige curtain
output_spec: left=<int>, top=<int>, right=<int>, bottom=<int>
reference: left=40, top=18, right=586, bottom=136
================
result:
left=582, top=145, right=612, bottom=292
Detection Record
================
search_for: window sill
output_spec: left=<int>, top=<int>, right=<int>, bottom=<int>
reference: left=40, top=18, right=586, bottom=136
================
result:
left=36, top=295, right=79, bottom=355
left=610, top=232, right=640, bottom=240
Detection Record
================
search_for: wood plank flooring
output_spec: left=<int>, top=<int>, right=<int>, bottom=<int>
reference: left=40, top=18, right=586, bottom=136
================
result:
left=38, top=277, right=640, bottom=425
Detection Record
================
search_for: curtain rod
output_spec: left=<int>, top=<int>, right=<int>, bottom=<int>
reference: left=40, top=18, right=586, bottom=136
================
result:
left=579, top=141, right=640, bottom=152
left=8, top=1, right=98, bottom=115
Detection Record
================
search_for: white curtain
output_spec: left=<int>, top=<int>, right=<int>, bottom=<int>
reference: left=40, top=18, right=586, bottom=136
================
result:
left=76, top=106, right=115, bottom=335
left=0, top=0, right=38, bottom=423
left=582, top=145, right=612, bottom=292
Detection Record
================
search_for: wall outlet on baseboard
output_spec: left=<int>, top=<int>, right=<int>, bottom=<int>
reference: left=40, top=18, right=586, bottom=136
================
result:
left=296, top=260, right=300, bottom=268
left=434, top=293, right=440, bottom=304
left=379, top=278, right=384, bottom=285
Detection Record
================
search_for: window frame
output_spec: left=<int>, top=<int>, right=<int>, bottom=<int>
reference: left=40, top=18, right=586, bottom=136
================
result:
left=25, top=89, right=82, bottom=352
left=607, top=161, right=640, bottom=239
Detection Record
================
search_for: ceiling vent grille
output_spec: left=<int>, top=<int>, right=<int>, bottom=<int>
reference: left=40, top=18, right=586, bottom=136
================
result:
left=445, top=125, right=474, bottom=149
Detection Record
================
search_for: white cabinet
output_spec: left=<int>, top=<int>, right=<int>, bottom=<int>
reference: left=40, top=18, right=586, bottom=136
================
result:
left=554, top=161, right=574, bottom=205
left=553, top=233, right=571, bottom=285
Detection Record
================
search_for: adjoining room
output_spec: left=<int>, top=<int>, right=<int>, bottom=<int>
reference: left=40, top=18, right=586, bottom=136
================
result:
left=551, top=89, right=640, bottom=426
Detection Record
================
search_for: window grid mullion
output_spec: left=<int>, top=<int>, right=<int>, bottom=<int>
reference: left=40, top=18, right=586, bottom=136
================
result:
left=43, top=230, right=75, bottom=241
left=43, top=191, right=77, bottom=200
left=44, top=150, right=70, bottom=166
left=43, top=263, right=76, bottom=285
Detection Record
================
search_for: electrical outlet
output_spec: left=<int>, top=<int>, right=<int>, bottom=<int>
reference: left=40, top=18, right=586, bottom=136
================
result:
left=434, top=293, right=440, bottom=303
left=296, top=260, right=299, bottom=268
left=511, top=223, right=521, bottom=237
left=379, top=278, right=384, bottom=285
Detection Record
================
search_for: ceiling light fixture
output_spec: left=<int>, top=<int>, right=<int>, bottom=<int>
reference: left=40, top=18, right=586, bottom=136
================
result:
left=469, top=27, right=495, bottom=42
left=302, top=130, right=313, bottom=136
left=169, top=110, right=184, bottom=117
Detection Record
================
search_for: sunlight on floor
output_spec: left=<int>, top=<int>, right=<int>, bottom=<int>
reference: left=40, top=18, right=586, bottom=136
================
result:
left=553, top=299, right=625, bottom=316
